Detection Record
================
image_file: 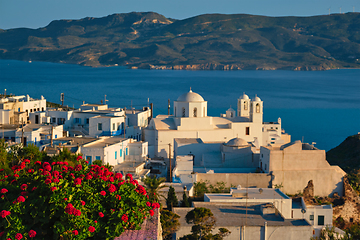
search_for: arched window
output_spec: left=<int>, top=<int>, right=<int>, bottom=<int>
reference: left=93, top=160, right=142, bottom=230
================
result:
left=193, top=107, right=197, bottom=117
left=256, top=103, right=260, bottom=113
left=244, top=101, right=248, bottom=110
left=230, top=112, right=233, bottom=118
left=182, top=107, right=186, bottom=117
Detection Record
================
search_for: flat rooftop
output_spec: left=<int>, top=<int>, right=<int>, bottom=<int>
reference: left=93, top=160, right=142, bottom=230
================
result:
left=174, top=203, right=310, bottom=227
left=82, top=137, right=127, bottom=148
left=113, top=161, right=145, bottom=171
left=175, top=138, right=203, bottom=144
left=54, top=136, right=98, bottom=146
left=206, top=188, right=289, bottom=202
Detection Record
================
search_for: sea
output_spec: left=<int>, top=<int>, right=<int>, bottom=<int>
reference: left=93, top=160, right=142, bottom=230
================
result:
left=1, top=59, right=359, bottom=151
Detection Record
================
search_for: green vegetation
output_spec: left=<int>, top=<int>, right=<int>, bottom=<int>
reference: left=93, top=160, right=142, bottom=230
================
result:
left=180, top=207, right=230, bottom=240
left=181, top=191, right=190, bottom=207
left=160, top=209, right=180, bottom=240
left=1, top=12, right=360, bottom=70
left=166, top=186, right=178, bottom=211
left=193, top=181, right=231, bottom=199
left=142, top=175, right=166, bottom=202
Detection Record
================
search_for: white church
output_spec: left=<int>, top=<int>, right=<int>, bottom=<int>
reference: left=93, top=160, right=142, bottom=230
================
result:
left=144, top=88, right=290, bottom=159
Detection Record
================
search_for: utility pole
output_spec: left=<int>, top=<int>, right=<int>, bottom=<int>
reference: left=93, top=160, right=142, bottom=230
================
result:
left=150, top=103, right=153, bottom=120
left=50, top=125, right=54, bottom=147
left=21, top=127, right=24, bottom=146
left=104, top=95, right=108, bottom=105
left=60, top=93, right=64, bottom=109
left=168, top=99, right=171, bottom=115
left=169, top=143, right=172, bottom=182
left=123, top=107, right=126, bottom=139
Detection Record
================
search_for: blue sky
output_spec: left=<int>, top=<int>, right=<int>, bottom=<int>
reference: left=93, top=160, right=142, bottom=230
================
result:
left=1, top=0, right=359, bottom=29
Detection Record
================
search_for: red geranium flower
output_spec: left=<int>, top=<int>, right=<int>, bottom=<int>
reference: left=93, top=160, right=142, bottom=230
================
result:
left=17, top=196, right=25, bottom=203
left=98, top=212, right=104, bottom=217
left=15, top=233, right=23, bottom=240
left=100, top=191, right=106, bottom=196
left=20, top=184, right=27, bottom=190
left=0, top=210, right=10, bottom=218
left=149, top=209, right=154, bottom=216
left=121, top=214, right=128, bottom=222
left=0, top=231, right=3, bottom=237
left=74, top=178, right=82, bottom=186
left=32, top=187, right=37, bottom=191
left=88, top=226, right=95, bottom=233
left=45, top=179, right=52, bottom=184
left=72, top=230, right=78, bottom=235
left=28, top=230, right=36, bottom=238
left=0, top=188, right=8, bottom=194
left=108, top=184, right=116, bottom=193
left=81, top=200, right=85, bottom=206
left=50, top=187, right=57, bottom=192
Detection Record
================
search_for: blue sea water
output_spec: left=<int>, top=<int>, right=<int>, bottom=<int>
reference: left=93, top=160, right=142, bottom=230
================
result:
left=1, top=59, right=359, bottom=151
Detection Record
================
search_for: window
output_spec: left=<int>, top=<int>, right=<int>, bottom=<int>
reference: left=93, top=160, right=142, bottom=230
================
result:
left=271, top=138, right=276, bottom=140
left=246, top=127, right=250, bottom=135
left=193, top=108, right=197, bottom=117
left=318, top=216, right=324, bottom=225
left=52, top=117, right=56, bottom=123
left=310, top=215, right=314, bottom=221
left=74, top=118, right=81, bottom=124
left=256, top=103, right=260, bottom=113
left=95, top=156, right=101, bottom=161
left=125, top=148, right=128, bottom=155
left=271, top=141, right=275, bottom=144
left=85, top=118, right=89, bottom=124
left=86, top=156, right=92, bottom=164
left=120, top=149, right=122, bottom=157
left=98, top=123, right=102, bottom=131
left=182, top=107, right=185, bottom=117
left=113, top=123, right=116, bottom=131
left=230, top=112, right=233, bottom=118
left=42, top=107, right=44, bottom=111
left=115, top=151, right=117, bottom=159
left=18, top=108, right=20, bottom=112
left=244, top=101, right=248, bottom=110
left=55, top=135, right=57, bottom=139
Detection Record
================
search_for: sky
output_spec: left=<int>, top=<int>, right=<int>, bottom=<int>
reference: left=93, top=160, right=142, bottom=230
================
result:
left=0, top=0, right=359, bottom=29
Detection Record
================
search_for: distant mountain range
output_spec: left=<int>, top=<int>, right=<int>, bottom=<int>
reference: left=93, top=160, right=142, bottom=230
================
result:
left=1, top=12, right=360, bottom=70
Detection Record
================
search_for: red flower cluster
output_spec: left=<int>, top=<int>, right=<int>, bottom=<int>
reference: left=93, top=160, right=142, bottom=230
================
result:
left=81, top=200, right=85, bottom=206
left=108, top=184, right=117, bottom=193
left=76, top=155, right=82, bottom=161
left=20, top=184, right=27, bottom=190
left=115, top=195, right=121, bottom=200
left=149, top=209, right=154, bottom=216
left=98, top=212, right=104, bottom=218
left=15, top=233, right=23, bottom=240
left=88, top=226, right=95, bottom=233
left=16, top=196, right=25, bottom=203
left=28, top=230, right=36, bottom=238
left=135, top=185, right=147, bottom=195
left=72, top=230, right=78, bottom=235
left=121, top=214, right=128, bottom=222
left=74, top=177, right=82, bottom=186
left=0, top=210, right=11, bottom=218
left=0, top=188, right=8, bottom=194
left=100, top=191, right=106, bottom=196
left=65, top=203, right=81, bottom=216
left=50, top=187, right=57, bottom=192
left=43, top=162, right=52, bottom=172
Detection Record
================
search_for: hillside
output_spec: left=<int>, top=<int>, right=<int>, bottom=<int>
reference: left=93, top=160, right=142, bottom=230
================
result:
left=327, top=134, right=360, bottom=172
left=1, top=12, right=360, bottom=70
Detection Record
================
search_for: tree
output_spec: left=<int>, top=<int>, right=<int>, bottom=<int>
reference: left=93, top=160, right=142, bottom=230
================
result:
left=180, top=207, right=230, bottom=240
left=143, top=175, right=166, bottom=202
left=166, top=186, right=178, bottom=211
left=161, top=209, right=180, bottom=240
left=181, top=191, right=190, bottom=207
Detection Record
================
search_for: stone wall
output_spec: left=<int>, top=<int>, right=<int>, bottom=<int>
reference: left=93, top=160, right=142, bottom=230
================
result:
left=195, top=173, right=272, bottom=188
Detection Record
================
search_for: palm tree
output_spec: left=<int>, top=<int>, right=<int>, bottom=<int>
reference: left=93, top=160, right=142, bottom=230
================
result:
left=143, top=175, right=167, bottom=202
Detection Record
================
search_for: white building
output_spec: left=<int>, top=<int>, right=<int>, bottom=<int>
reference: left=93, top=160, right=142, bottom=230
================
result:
left=260, top=140, right=346, bottom=197
left=81, top=137, right=148, bottom=166
left=0, top=95, right=46, bottom=124
left=144, top=89, right=289, bottom=159
left=14, top=124, right=64, bottom=146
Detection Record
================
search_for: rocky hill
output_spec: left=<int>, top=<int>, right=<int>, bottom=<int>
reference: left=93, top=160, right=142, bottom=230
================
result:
left=327, top=134, right=360, bottom=172
left=1, top=11, right=360, bottom=70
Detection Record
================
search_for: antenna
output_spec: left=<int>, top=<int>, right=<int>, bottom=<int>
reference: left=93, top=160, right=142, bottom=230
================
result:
left=328, top=7, right=331, bottom=15
left=104, top=95, right=108, bottom=105
left=340, top=7, right=341, bottom=14
left=353, top=6, right=355, bottom=12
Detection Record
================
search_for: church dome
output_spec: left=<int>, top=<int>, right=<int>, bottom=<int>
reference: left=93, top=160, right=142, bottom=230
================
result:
left=253, top=95, right=261, bottom=102
left=225, top=137, right=248, bottom=147
left=241, top=93, right=249, bottom=100
left=177, top=88, right=204, bottom=102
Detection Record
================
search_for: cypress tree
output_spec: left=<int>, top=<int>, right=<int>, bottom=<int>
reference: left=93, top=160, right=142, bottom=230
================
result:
left=166, top=186, right=178, bottom=211
left=181, top=191, right=190, bottom=207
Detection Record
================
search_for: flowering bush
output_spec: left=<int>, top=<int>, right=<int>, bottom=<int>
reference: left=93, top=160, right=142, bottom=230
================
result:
left=0, top=156, right=159, bottom=239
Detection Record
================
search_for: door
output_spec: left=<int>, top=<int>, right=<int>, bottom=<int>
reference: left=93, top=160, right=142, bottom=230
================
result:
left=318, top=215, right=324, bottom=225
